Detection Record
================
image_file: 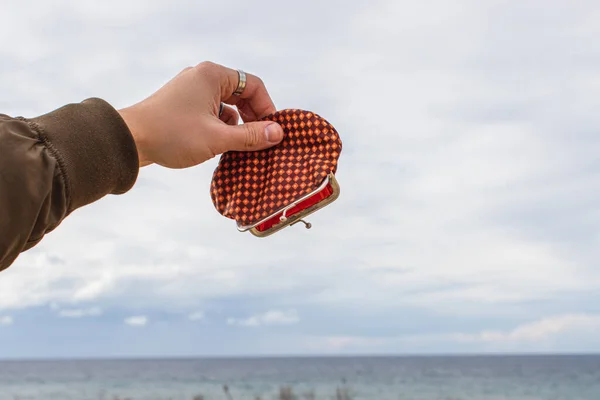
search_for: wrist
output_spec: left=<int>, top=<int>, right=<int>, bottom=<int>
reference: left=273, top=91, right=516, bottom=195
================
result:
left=118, top=106, right=153, bottom=167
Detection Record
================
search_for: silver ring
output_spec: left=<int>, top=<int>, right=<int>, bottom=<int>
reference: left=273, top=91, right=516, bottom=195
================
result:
left=219, top=102, right=225, bottom=117
left=232, top=69, right=247, bottom=96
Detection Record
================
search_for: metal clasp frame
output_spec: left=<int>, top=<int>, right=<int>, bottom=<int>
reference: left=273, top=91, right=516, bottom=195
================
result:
left=236, top=173, right=340, bottom=237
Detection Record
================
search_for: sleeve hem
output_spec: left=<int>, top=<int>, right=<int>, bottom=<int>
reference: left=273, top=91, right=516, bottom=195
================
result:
left=26, top=98, right=140, bottom=212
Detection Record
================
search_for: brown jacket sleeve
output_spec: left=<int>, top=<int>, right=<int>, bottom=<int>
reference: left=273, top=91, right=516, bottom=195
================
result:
left=0, top=98, right=139, bottom=271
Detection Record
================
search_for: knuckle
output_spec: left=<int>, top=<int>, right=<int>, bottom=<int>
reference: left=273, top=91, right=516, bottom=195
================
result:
left=255, top=76, right=265, bottom=88
left=179, top=66, right=193, bottom=75
left=194, top=61, right=219, bottom=76
left=196, top=60, right=215, bottom=69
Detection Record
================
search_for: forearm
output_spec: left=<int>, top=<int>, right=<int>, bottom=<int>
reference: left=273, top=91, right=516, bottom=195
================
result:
left=0, top=98, right=139, bottom=271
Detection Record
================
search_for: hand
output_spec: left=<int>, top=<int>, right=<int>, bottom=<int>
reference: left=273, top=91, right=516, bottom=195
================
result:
left=117, top=61, right=284, bottom=168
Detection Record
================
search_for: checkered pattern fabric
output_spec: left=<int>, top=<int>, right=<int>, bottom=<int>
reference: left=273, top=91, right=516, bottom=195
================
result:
left=210, top=109, right=342, bottom=226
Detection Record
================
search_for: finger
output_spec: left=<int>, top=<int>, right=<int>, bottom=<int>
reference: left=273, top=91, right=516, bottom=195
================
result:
left=218, top=66, right=277, bottom=119
left=234, top=99, right=258, bottom=123
left=213, top=120, right=284, bottom=154
left=219, top=104, right=240, bottom=125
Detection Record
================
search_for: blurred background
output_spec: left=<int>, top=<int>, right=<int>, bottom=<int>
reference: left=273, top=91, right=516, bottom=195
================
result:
left=1, top=0, right=600, bottom=366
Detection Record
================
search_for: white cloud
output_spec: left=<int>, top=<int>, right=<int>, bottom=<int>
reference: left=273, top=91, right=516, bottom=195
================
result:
left=1, top=0, right=600, bottom=355
left=188, top=312, right=204, bottom=321
left=306, top=336, right=389, bottom=352
left=227, top=310, right=299, bottom=327
left=57, top=307, right=103, bottom=318
left=301, top=314, right=600, bottom=354
left=0, top=316, right=13, bottom=326
left=456, top=314, right=600, bottom=343
left=124, top=316, right=148, bottom=327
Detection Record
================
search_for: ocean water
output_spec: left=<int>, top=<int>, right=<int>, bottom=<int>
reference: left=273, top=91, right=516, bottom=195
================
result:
left=1, top=355, right=599, bottom=400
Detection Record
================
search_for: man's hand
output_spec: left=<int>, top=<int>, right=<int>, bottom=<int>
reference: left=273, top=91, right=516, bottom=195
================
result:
left=118, top=61, right=285, bottom=168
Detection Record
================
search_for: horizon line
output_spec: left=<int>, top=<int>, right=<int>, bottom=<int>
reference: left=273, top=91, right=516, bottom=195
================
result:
left=2, top=352, right=599, bottom=362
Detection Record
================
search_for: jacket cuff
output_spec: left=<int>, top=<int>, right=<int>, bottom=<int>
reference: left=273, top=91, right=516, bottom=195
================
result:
left=27, top=98, right=139, bottom=212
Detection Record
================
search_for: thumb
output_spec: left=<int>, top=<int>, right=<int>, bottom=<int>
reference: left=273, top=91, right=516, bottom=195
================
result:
left=219, top=121, right=284, bottom=152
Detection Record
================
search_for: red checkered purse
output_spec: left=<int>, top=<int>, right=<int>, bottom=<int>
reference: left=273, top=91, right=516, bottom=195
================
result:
left=210, top=109, right=342, bottom=237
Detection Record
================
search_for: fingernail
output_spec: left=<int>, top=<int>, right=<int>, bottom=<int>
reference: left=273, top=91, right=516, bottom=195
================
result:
left=265, top=123, right=283, bottom=143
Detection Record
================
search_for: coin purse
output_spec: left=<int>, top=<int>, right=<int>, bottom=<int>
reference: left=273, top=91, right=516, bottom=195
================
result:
left=210, top=109, right=342, bottom=237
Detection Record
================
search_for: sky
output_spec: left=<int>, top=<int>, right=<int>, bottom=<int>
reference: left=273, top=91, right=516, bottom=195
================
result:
left=1, top=0, right=600, bottom=359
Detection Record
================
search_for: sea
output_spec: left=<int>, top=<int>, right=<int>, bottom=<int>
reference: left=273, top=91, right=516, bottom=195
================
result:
left=1, top=355, right=599, bottom=400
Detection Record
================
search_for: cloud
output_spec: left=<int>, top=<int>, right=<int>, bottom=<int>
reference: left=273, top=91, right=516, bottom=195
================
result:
left=57, top=307, right=103, bottom=318
left=1, top=0, right=600, bottom=356
left=0, top=316, right=13, bottom=326
left=456, top=314, right=600, bottom=343
left=124, top=316, right=148, bottom=327
left=302, top=314, right=600, bottom=354
left=188, top=312, right=204, bottom=321
left=227, top=310, right=299, bottom=327
left=1, top=0, right=595, bottom=320
left=305, top=336, right=390, bottom=353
